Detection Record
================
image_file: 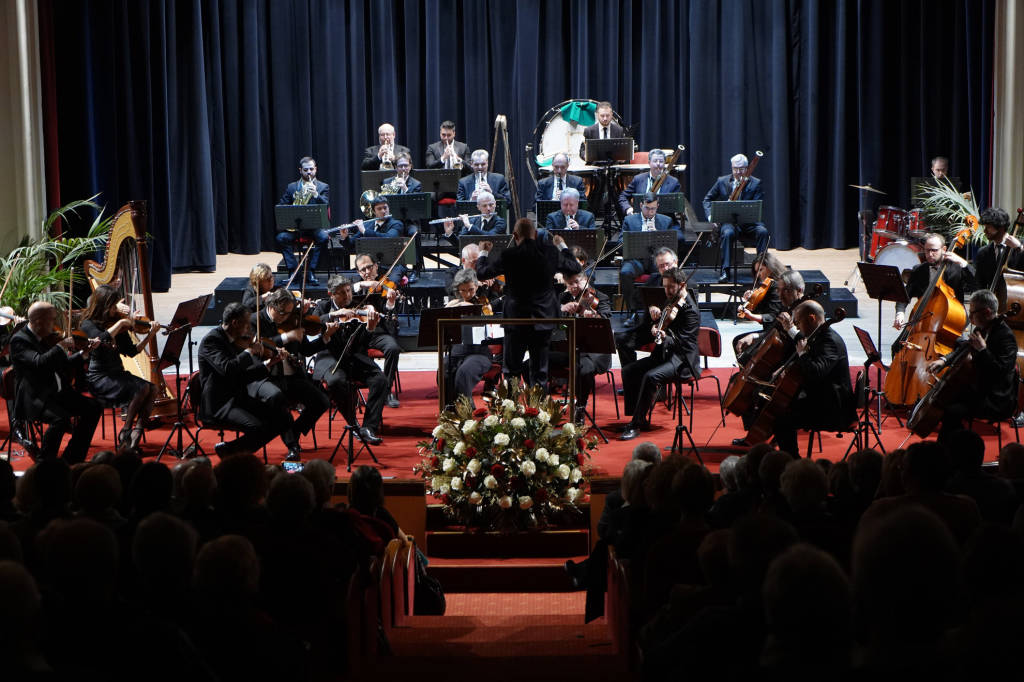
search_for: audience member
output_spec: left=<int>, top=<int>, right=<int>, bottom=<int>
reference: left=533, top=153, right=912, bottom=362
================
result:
left=945, top=429, right=1016, bottom=524
left=0, top=560, right=52, bottom=680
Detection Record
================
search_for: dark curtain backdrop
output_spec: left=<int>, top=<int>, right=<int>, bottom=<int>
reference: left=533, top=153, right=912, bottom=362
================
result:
left=45, top=0, right=993, bottom=291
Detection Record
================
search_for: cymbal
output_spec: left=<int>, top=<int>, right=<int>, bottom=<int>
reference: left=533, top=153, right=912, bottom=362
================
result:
left=849, top=183, right=886, bottom=195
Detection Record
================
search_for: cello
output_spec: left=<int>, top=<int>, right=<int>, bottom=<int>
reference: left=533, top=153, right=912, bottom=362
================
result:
left=882, top=221, right=977, bottom=408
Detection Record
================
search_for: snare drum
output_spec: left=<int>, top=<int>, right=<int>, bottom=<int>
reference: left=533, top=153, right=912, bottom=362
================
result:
left=875, top=241, right=924, bottom=279
left=875, top=205, right=909, bottom=237
left=869, top=229, right=900, bottom=261
left=906, top=208, right=928, bottom=239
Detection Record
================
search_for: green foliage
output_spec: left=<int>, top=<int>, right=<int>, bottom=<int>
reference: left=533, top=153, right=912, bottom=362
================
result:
left=916, top=178, right=984, bottom=244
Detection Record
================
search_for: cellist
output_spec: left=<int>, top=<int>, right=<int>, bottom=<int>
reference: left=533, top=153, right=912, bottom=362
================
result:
left=925, top=289, right=1018, bottom=441
left=893, top=233, right=975, bottom=330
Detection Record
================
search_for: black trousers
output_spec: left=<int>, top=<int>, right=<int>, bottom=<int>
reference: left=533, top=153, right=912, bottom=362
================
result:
left=313, top=353, right=387, bottom=430
left=367, top=330, right=402, bottom=393
left=505, top=326, right=553, bottom=391
left=549, top=351, right=612, bottom=410
left=35, top=389, right=102, bottom=463
left=622, top=356, right=683, bottom=421
left=246, top=372, right=330, bottom=450
left=445, top=352, right=494, bottom=409
left=218, top=395, right=289, bottom=454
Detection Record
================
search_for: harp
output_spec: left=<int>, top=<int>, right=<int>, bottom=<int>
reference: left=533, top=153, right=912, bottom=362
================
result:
left=84, top=201, right=176, bottom=419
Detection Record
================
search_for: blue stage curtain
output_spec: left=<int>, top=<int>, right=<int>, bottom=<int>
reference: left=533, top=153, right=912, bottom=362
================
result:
left=46, top=0, right=993, bottom=290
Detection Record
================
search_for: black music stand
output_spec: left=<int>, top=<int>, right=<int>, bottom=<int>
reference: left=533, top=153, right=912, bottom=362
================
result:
left=857, top=261, right=908, bottom=428
left=457, top=198, right=508, bottom=223
left=548, top=229, right=602, bottom=260
left=536, top=199, right=590, bottom=226
left=570, top=317, right=616, bottom=443
left=385, top=193, right=431, bottom=225
left=622, top=231, right=678, bottom=262
left=630, top=192, right=687, bottom=217
left=156, top=294, right=212, bottom=461
left=418, top=305, right=484, bottom=410
left=274, top=204, right=329, bottom=232
left=360, top=170, right=391, bottom=192
left=848, top=325, right=887, bottom=455
left=910, top=176, right=961, bottom=207
left=354, top=236, right=416, bottom=268
left=583, top=137, right=634, bottom=164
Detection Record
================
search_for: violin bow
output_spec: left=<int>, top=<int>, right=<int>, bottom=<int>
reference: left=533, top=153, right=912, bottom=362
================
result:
left=283, top=241, right=317, bottom=290
left=574, top=241, right=622, bottom=307
left=354, top=236, right=415, bottom=308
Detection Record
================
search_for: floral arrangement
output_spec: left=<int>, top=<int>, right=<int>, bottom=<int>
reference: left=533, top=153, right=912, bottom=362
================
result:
left=415, top=380, right=598, bottom=531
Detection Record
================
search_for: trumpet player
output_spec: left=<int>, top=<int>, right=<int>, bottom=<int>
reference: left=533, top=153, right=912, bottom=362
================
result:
left=382, top=153, right=422, bottom=194
left=534, top=152, right=586, bottom=205
left=276, top=156, right=330, bottom=286
left=361, top=122, right=411, bottom=171
left=457, top=149, right=511, bottom=205
left=425, top=120, right=469, bottom=170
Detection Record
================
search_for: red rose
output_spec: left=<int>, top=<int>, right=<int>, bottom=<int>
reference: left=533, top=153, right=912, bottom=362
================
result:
left=576, top=438, right=586, bottom=451
left=466, top=446, right=477, bottom=457
left=524, top=407, right=539, bottom=417
left=473, top=407, right=489, bottom=418
left=437, top=439, right=445, bottom=452
left=440, top=494, right=452, bottom=505
left=465, top=476, right=476, bottom=489
left=491, top=463, right=505, bottom=477
left=429, top=456, right=440, bottom=468
left=510, top=475, right=525, bottom=491
left=576, top=452, right=586, bottom=465
left=533, top=488, right=548, bottom=502
left=523, top=439, right=535, bottom=449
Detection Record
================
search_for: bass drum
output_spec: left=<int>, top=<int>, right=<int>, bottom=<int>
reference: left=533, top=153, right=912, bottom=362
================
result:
left=532, top=99, right=626, bottom=171
left=874, top=241, right=923, bottom=280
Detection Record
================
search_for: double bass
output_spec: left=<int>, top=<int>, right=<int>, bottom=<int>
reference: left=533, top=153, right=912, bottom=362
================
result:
left=84, top=202, right=176, bottom=420
left=882, top=221, right=976, bottom=408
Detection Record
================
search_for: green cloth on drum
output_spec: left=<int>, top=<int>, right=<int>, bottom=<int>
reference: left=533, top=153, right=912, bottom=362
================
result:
left=559, top=100, right=596, bottom=127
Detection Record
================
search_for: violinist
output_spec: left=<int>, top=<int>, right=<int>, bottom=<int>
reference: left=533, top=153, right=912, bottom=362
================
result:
left=733, top=252, right=786, bottom=355
left=619, top=193, right=681, bottom=325
left=241, top=262, right=277, bottom=312
left=255, top=288, right=336, bottom=462
left=770, top=300, right=855, bottom=457
left=79, top=285, right=163, bottom=451
left=620, top=268, right=700, bottom=441
left=441, top=269, right=502, bottom=409
left=9, top=301, right=102, bottom=463
left=973, top=208, right=1024, bottom=306
left=553, top=271, right=613, bottom=422
left=615, top=247, right=678, bottom=367
left=893, top=233, right=975, bottom=329
left=925, top=289, right=1018, bottom=441
left=311, top=275, right=386, bottom=445
left=353, top=253, right=403, bottom=409
left=197, top=303, right=291, bottom=458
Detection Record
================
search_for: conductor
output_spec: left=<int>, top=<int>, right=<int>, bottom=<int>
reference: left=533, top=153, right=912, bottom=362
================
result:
left=476, top=218, right=582, bottom=391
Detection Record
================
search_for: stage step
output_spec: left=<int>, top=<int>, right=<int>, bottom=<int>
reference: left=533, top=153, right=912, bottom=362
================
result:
left=425, top=528, right=591, bottom=558
left=827, top=286, right=859, bottom=318
left=427, top=556, right=586, bottom=592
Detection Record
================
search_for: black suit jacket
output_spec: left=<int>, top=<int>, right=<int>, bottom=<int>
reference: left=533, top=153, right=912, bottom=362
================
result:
left=544, top=209, right=597, bottom=231
left=619, top=173, right=682, bottom=215
left=278, top=180, right=330, bottom=206
left=361, top=144, right=412, bottom=170
left=896, top=260, right=976, bottom=314
left=197, top=326, right=270, bottom=422
left=311, top=299, right=374, bottom=359
left=583, top=121, right=625, bottom=141
left=954, top=318, right=1019, bottom=418
left=456, top=173, right=512, bottom=205
left=476, top=239, right=581, bottom=324
left=424, top=140, right=470, bottom=169
left=382, top=175, right=423, bottom=194
left=974, top=242, right=1024, bottom=303
left=649, top=296, right=701, bottom=379
left=9, top=325, right=85, bottom=419
left=795, top=326, right=856, bottom=430
left=535, top=174, right=587, bottom=203
left=702, top=175, right=764, bottom=222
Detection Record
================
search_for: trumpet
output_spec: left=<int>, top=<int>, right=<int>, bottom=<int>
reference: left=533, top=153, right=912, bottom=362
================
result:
left=443, top=141, right=463, bottom=170
left=380, top=142, right=395, bottom=170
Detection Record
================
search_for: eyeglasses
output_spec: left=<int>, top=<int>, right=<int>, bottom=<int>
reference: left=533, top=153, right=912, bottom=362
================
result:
left=357, top=264, right=375, bottom=273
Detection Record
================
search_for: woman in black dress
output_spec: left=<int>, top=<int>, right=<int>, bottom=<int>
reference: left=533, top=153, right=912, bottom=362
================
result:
left=80, top=284, right=162, bottom=450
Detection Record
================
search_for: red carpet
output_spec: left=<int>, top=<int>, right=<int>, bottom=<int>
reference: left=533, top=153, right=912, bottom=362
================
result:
left=4, top=368, right=1013, bottom=478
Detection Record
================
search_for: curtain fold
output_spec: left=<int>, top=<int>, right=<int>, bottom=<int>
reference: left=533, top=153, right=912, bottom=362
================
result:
left=46, top=0, right=994, bottom=290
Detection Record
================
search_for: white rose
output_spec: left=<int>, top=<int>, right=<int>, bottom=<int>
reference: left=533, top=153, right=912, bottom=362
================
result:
left=502, top=399, right=516, bottom=413
left=535, top=448, right=549, bottom=462
left=484, top=415, right=499, bottom=427
left=467, top=458, right=481, bottom=475
left=537, top=410, right=550, bottom=424
left=493, top=432, right=510, bottom=447
left=484, top=475, right=498, bottom=489
left=442, top=457, right=456, bottom=473
left=565, top=424, right=577, bottom=438
left=469, top=491, right=483, bottom=505
left=566, top=487, right=580, bottom=503
left=510, top=417, right=526, bottom=429
left=462, top=420, right=477, bottom=434
left=549, top=454, right=560, bottom=467
left=498, top=495, right=513, bottom=509
left=557, top=464, right=571, bottom=480
left=440, top=484, right=451, bottom=495
left=431, top=476, right=441, bottom=491
left=520, top=460, right=536, bottom=477
left=518, top=495, right=533, bottom=510
left=450, top=477, right=463, bottom=491
left=453, top=441, right=466, bottom=456
left=571, top=468, right=583, bottom=483
left=432, top=425, right=444, bottom=438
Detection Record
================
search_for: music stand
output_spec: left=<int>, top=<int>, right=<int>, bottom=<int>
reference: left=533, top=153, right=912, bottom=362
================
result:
left=418, top=305, right=484, bottom=410
left=385, top=193, right=432, bottom=225
left=360, top=170, right=391, bottom=192
left=547, top=229, right=603, bottom=259
left=583, top=138, right=634, bottom=164
left=354, top=236, right=416, bottom=268
left=622, top=231, right=678, bottom=261
left=457, top=198, right=508, bottom=223
left=417, top=169, right=463, bottom=196
left=847, top=326, right=888, bottom=455
left=274, top=204, right=328, bottom=232
left=567, top=317, right=616, bottom=443
left=156, top=294, right=212, bottom=461
left=536, top=199, right=590, bottom=226
left=630, top=192, right=687, bottom=216
left=856, top=261, right=909, bottom=429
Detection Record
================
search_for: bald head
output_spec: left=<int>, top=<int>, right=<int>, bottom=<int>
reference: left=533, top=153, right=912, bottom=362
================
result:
left=27, top=301, right=58, bottom=337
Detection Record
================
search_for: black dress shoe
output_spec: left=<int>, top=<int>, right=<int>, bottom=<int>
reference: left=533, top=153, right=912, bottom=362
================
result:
left=285, top=450, right=301, bottom=462
left=625, top=312, right=642, bottom=328
left=407, top=270, right=419, bottom=283
left=564, top=559, right=584, bottom=590
left=718, top=270, right=729, bottom=282
left=306, top=273, right=320, bottom=286
left=214, top=442, right=233, bottom=458
left=359, top=427, right=382, bottom=445
left=620, top=425, right=641, bottom=441
left=616, top=388, right=624, bottom=396
left=574, top=407, right=587, bottom=424
left=386, top=393, right=400, bottom=408
left=732, top=437, right=750, bottom=448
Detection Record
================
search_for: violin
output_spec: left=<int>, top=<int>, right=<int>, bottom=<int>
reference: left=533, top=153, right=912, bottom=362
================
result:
left=654, top=290, right=688, bottom=345
left=0, top=306, right=25, bottom=327
left=737, top=277, right=773, bottom=320
left=328, top=307, right=374, bottom=324
left=43, top=327, right=91, bottom=352
left=474, top=294, right=494, bottom=316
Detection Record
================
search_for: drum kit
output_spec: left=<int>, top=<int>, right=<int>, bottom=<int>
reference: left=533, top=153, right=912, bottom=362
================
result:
left=851, top=183, right=928, bottom=279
